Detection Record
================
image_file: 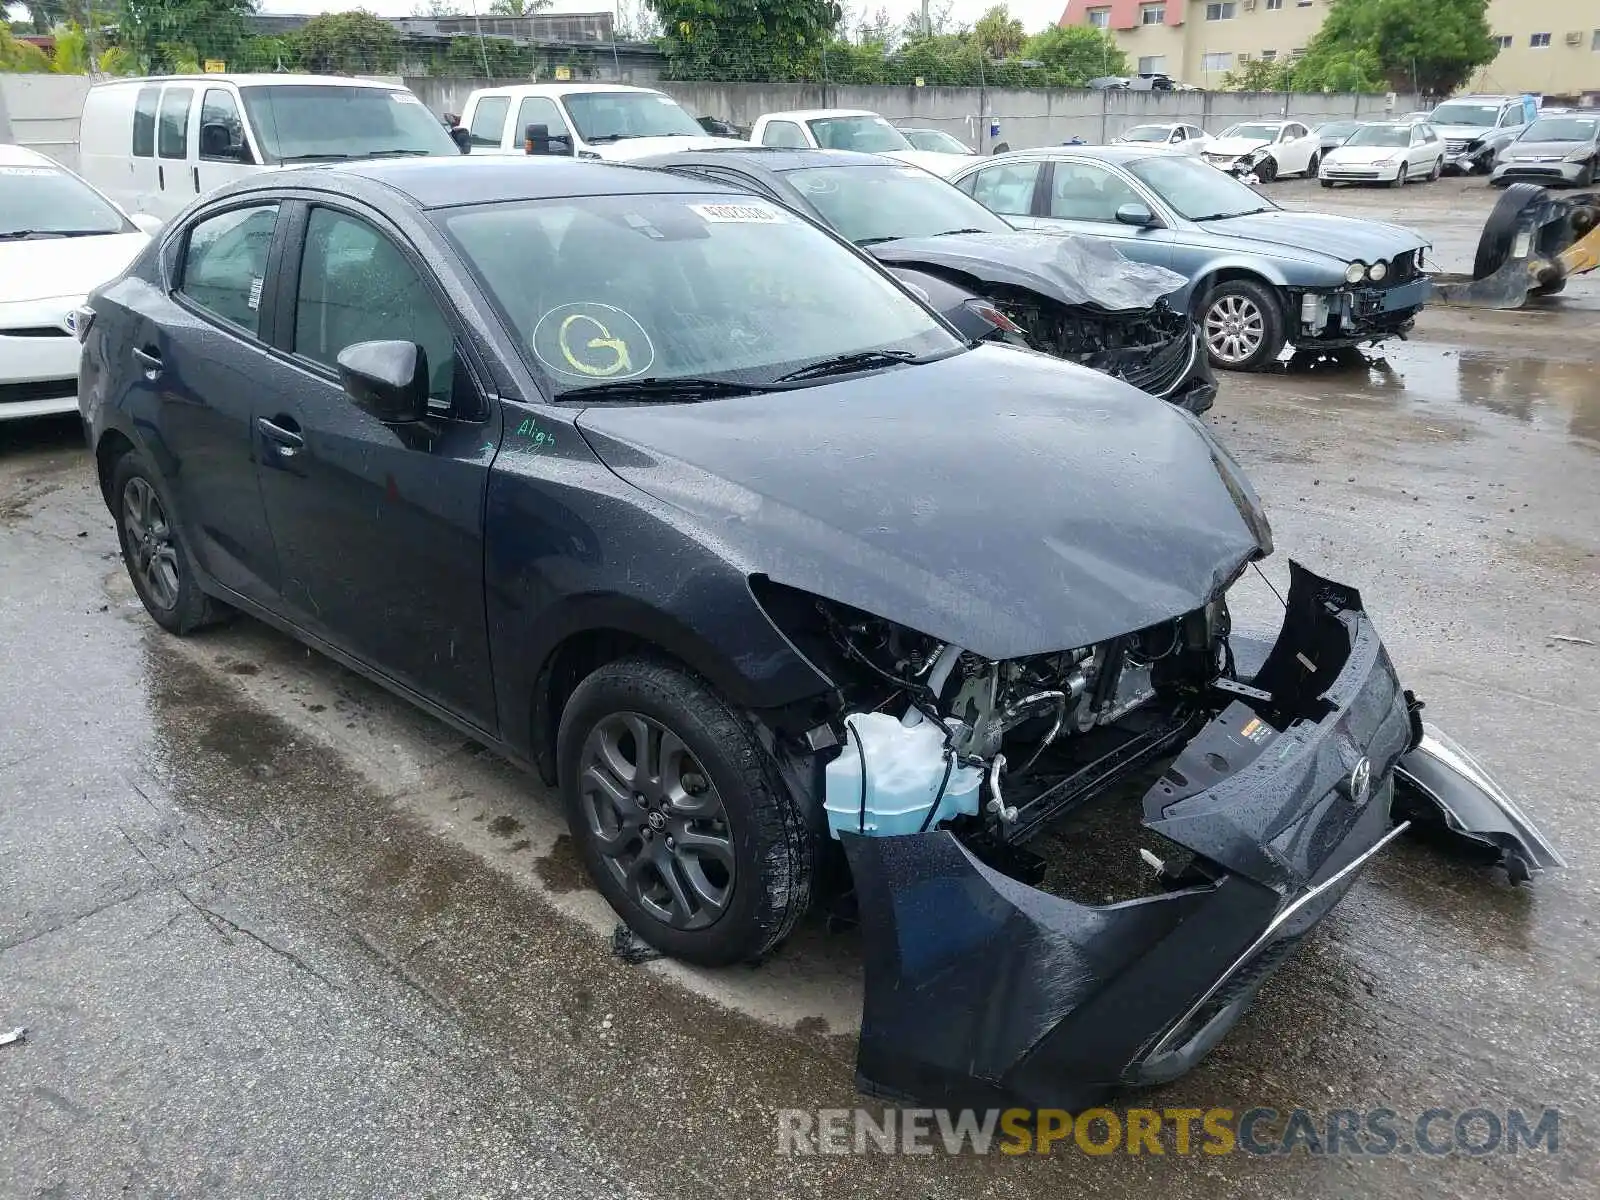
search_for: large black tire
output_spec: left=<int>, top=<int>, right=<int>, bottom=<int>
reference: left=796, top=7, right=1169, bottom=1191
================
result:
left=1198, top=277, right=1286, bottom=372
left=1428, top=156, right=1443, bottom=182
left=556, top=657, right=813, bottom=967
left=1305, top=152, right=1320, bottom=178
left=1253, top=155, right=1278, bottom=184
left=1389, top=163, right=1408, bottom=189
left=110, top=450, right=228, bottom=635
left=1473, top=182, right=1550, bottom=280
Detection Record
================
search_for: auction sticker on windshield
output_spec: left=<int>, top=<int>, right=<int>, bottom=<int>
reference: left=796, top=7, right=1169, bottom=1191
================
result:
left=690, top=203, right=786, bottom=223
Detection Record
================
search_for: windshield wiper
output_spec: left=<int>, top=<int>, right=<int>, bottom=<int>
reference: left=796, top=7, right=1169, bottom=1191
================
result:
left=564, top=376, right=777, bottom=403
left=933, top=227, right=991, bottom=236
left=584, top=133, right=639, bottom=144
left=362, top=148, right=435, bottom=158
left=0, top=229, right=112, bottom=240
left=773, top=349, right=920, bottom=383
left=1191, top=207, right=1273, bottom=221
left=276, top=153, right=353, bottom=162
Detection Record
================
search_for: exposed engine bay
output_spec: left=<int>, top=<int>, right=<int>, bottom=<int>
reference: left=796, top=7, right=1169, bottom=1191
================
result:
left=989, top=290, right=1199, bottom=400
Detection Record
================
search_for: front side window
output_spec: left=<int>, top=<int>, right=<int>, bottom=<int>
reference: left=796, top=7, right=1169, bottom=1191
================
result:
left=158, top=87, right=193, bottom=160
left=961, top=161, right=1040, bottom=216
left=200, top=89, right=252, bottom=163
left=515, top=96, right=570, bottom=143
left=561, top=91, right=705, bottom=143
left=1126, top=155, right=1273, bottom=220
left=132, top=86, right=159, bottom=158
left=761, top=120, right=809, bottom=148
left=807, top=115, right=912, bottom=153
left=469, top=96, right=510, bottom=147
left=293, top=208, right=458, bottom=405
left=782, top=163, right=1010, bottom=244
left=1048, top=161, right=1140, bottom=222
left=239, top=86, right=459, bottom=163
left=178, top=205, right=280, bottom=335
left=439, top=193, right=959, bottom=398
left=0, top=162, right=132, bottom=240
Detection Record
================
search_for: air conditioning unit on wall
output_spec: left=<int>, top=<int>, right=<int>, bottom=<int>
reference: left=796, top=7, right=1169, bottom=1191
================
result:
left=1565, top=31, right=1583, bottom=45
left=1242, top=0, right=1256, bottom=9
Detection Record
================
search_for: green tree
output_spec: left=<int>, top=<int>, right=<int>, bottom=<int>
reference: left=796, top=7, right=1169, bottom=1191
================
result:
left=119, top=0, right=257, bottom=73
left=1021, top=23, right=1125, bottom=85
left=1220, top=56, right=1292, bottom=92
left=972, top=4, right=1023, bottom=60
left=488, top=0, right=551, bottom=14
left=292, top=9, right=401, bottom=74
left=1, top=23, right=53, bottom=69
left=650, top=0, right=842, bottom=81
left=1293, top=0, right=1495, bottom=95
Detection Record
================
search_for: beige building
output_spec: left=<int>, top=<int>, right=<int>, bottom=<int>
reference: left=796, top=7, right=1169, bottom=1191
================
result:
left=1057, top=0, right=1600, bottom=102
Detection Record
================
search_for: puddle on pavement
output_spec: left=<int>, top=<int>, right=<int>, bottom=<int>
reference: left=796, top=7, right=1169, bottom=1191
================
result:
left=1262, top=343, right=1600, bottom=451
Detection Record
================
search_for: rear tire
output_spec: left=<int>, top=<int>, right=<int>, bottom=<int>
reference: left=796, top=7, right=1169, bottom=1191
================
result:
left=1199, top=278, right=1286, bottom=373
left=556, top=657, right=813, bottom=967
left=1473, top=182, right=1550, bottom=280
left=110, top=450, right=228, bottom=636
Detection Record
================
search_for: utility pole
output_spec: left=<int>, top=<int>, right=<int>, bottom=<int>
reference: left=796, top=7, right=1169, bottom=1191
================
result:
left=921, top=0, right=930, bottom=38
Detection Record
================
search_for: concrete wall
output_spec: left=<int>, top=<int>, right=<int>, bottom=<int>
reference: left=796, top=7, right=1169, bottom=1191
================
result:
left=8, top=73, right=1419, bottom=167
left=0, top=75, right=92, bottom=171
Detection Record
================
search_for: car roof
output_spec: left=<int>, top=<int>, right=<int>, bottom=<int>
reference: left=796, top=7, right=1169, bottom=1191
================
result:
left=467, top=82, right=665, bottom=97
left=217, top=157, right=739, bottom=210
left=759, top=109, right=878, bottom=122
left=0, top=144, right=55, bottom=167
left=87, top=73, right=403, bottom=90
left=641, top=147, right=891, bottom=172
left=982, top=144, right=1175, bottom=166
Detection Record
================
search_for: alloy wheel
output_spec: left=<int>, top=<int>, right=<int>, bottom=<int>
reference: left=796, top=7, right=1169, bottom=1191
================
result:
left=122, top=476, right=180, bottom=611
left=1203, top=294, right=1266, bottom=366
left=577, top=711, right=735, bottom=931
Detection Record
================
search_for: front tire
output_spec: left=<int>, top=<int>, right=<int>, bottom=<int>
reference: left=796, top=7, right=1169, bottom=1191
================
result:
left=111, top=450, right=227, bottom=635
left=1305, top=152, right=1320, bottom=177
left=1390, top=164, right=1408, bottom=189
left=1199, top=278, right=1286, bottom=372
left=1253, top=155, right=1278, bottom=184
left=1428, top=156, right=1443, bottom=182
left=556, top=657, right=813, bottom=966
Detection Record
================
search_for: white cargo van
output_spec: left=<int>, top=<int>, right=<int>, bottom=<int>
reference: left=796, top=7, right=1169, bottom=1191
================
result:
left=458, top=83, right=741, bottom=160
left=78, top=74, right=462, bottom=222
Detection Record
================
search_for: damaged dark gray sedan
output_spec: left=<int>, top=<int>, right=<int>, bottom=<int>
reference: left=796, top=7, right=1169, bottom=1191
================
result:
left=80, top=159, right=1561, bottom=1113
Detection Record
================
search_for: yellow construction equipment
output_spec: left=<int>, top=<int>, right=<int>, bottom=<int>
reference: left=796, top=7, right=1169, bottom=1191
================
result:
left=1432, top=184, right=1599, bottom=308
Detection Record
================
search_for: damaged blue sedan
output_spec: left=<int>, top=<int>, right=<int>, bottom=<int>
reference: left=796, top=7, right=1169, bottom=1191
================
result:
left=78, top=158, right=1561, bottom=1112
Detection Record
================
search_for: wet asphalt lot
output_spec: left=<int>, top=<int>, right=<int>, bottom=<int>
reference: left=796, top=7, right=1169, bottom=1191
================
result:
left=3, top=176, right=1598, bottom=1198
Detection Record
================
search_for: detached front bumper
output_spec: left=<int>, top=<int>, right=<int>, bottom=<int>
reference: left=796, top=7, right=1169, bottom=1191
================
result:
left=841, top=563, right=1419, bottom=1109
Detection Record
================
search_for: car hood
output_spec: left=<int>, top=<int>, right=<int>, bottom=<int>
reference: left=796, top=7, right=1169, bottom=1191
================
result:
left=1195, top=209, right=1425, bottom=265
left=574, top=345, right=1268, bottom=660
left=881, top=148, right=974, bottom=177
left=1205, top=136, right=1270, bottom=158
left=1504, top=140, right=1591, bottom=158
left=1325, top=145, right=1408, bottom=165
left=598, top=135, right=748, bottom=161
left=0, top=231, right=148, bottom=303
left=865, top=231, right=1189, bottom=313
left=1435, top=124, right=1511, bottom=144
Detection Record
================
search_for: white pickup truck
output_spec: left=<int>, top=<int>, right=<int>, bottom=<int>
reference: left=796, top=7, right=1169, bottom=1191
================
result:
left=747, top=109, right=973, bottom=176
left=457, top=83, right=742, bottom=160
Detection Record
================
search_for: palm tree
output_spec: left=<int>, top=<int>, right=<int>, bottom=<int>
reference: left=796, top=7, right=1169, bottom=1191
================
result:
left=487, top=0, right=552, bottom=15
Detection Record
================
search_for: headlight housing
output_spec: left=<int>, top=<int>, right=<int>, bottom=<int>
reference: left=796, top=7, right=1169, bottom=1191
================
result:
left=1566, top=147, right=1594, bottom=163
left=1368, top=260, right=1388, bottom=282
left=1345, top=262, right=1368, bottom=284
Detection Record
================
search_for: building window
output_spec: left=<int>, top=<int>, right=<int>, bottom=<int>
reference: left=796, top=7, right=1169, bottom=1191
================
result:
left=1087, top=7, right=1110, bottom=28
left=1493, top=35, right=1512, bottom=50
left=1138, top=55, right=1167, bottom=73
left=1140, top=4, right=1165, bottom=24
left=1205, top=2, right=1235, bottom=19
left=1290, top=46, right=1306, bottom=60
left=1266, top=0, right=1282, bottom=9
left=1593, top=29, right=1600, bottom=50
left=1261, top=49, right=1277, bottom=61
left=1201, top=51, right=1232, bottom=72
left=1238, top=52, right=1252, bottom=62
left=1530, top=32, right=1551, bottom=48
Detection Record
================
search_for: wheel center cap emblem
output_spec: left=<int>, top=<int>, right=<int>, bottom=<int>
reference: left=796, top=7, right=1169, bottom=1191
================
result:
left=1347, top=757, right=1372, bottom=808
left=647, top=811, right=667, bottom=831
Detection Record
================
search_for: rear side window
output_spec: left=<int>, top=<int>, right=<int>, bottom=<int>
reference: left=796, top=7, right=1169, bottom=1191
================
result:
left=515, top=96, right=570, bottom=142
left=178, top=204, right=280, bottom=336
left=158, top=87, right=193, bottom=159
left=132, top=86, right=160, bottom=157
left=963, top=161, right=1040, bottom=216
left=469, top=96, right=510, bottom=148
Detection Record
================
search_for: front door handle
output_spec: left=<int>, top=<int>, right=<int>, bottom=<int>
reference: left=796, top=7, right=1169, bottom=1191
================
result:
left=132, top=346, right=162, bottom=377
left=257, top=415, right=304, bottom=457
left=157, top=164, right=164, bottom=191
left=192, top=165, right=200, bottom=193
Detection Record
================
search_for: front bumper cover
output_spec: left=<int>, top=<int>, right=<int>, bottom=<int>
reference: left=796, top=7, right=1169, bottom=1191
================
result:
left=841, top=563, right=1420, bottom=1109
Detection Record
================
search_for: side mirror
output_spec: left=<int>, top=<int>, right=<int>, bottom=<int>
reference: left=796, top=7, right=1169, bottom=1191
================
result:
left=450, top=126, right=472, bottom=154
left=524, top=123, right=574, bottom=156
left=1115, top=202, right=1159, bottom=228
left=337, top=340, right=430, bottom=424
left=130, top=212, right=164, bottom=236
left=200, top=122, right=245, bottom=161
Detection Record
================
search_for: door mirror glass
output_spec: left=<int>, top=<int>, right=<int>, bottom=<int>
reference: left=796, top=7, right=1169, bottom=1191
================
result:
left=1115, top=201, right=1157, bottom=227
left=337, top=341, right=430, bottom=424
left=524, top=123, right=574, bottom=155
left=451, top=126, right=472, bottom=154
left=130, top=212, right=164, bottom=236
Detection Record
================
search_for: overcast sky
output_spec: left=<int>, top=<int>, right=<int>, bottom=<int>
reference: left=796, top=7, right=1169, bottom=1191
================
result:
left=248, top=0, right=1071, bottom=36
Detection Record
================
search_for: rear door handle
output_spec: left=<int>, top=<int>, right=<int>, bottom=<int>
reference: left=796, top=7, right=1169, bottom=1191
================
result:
left=257, top=416, right=304, bottom=456
left=157, top=164, right=164, bottom=191
left=192, top=165, right=200, bottom=193
left=132, top=346, right=162, bottom=376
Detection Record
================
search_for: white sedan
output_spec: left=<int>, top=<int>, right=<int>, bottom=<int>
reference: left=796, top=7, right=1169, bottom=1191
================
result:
left=1320, top=122, right=1446, bottom=188
left=1, top=145, right=157, bottom=421
left=1200, top=120, right=1322, bottom=182
left=1110, top=123, right=1213, bottom=155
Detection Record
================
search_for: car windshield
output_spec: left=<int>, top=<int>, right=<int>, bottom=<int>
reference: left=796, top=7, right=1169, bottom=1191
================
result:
left=1344, top=125, right=1410, bottom=148
left=239, top=85, right=458, bottom=162
left=1219, top=123, right=1281, bottom=142
left=904, top=129, right=972, bottom=154
left=439, top=193, right=961, bottom=398
left=562, top=91, right=706, bottom=141
left=1125, top=154, right=1272, bottom=220
left=1317, top=121, right=1359, bottom=137
left=1429, top=103, right=1501, bottom=128
left=781, top=163, right=1011, bottom=244
left=1522, top=116, right=1598, bottom=142
left=0, top=162, right=129, bottom=238
left=807, top=115, right=913, bottom=153
left=1119, top=126, right=1172, bottom=142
